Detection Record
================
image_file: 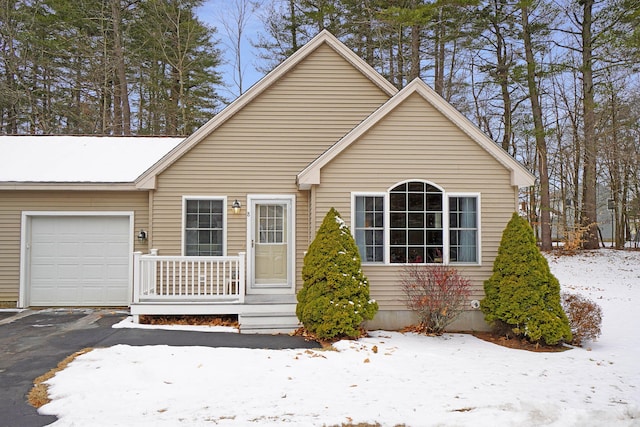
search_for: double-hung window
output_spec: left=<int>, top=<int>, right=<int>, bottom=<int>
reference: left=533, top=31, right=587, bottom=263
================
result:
left=184, top=198, right=225, bottom=256
left=354, top=195, right=384, bottom=262
left=449, top=196, right=478, bottom=263
left=353, top=181, right=479, bottom=265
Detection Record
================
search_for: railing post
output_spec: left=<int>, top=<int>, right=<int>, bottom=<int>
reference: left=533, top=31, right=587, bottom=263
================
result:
left=150, top=249, right=158, bottom=296
left=238, top=252, right=246, bottom=303
left=132, top=251, right=142, bottom=304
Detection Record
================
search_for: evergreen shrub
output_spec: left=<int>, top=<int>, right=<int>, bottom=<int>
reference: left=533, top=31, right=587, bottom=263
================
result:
left=400, top=264, right=471, bottom=334
left=296, top=208, right=378, bottom=340
left=296, top=208, right=378, bottom=339
left=481, top=213, right=572, bottom=345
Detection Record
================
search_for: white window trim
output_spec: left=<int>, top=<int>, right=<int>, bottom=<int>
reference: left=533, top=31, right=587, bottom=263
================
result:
left=351, top=192, right=387, bottom=265
left=181, top=196, right=228, bottom=256
left=350, top=183, right=481, bottom=266
left=447, top=192, right=482, bottom=266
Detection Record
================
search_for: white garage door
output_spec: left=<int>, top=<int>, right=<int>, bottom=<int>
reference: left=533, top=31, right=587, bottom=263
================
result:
left=28, top=215, right=131, bottom=306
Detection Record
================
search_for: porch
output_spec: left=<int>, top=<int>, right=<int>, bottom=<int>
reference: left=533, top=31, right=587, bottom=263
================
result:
left=130, top=252, right=299, bottom=333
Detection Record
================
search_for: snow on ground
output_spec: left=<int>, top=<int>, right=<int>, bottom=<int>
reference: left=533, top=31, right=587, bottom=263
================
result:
left=112, top=316, right=238, bottom=333
left=40, top=250, right=640, bottom=426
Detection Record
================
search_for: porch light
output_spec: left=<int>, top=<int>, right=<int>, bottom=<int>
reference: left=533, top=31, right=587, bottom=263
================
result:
left=232, top=199, right=242, bottom=214
left=137, top=229, right=148, bottom=243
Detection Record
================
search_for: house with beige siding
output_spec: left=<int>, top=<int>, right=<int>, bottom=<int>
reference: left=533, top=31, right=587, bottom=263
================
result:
left=0, top=31, right=534, bottom=333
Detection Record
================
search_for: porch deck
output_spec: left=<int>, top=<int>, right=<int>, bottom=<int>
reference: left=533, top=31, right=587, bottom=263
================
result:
left=131, top=252, right=299, bottom=333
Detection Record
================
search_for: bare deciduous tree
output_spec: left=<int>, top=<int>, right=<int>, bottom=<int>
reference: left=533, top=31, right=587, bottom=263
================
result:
left=216, top=0, right=257, bottom=97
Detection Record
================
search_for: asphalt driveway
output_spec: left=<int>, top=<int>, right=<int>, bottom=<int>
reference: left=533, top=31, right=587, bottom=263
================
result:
left=0, top=309, right=318, bottom=427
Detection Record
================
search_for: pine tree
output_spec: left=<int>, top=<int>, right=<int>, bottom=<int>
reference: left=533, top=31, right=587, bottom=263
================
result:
left=135, top=0, right=222, bottom=135
left=296, top=208, right=378, bottom=340
left=0, top=0, right=223, bottom=135
left=481, top=213, right=572, bottom=345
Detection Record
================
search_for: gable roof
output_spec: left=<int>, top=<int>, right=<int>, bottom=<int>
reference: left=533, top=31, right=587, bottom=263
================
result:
left=297, top=78, right=536, bottom=189
left=135, top=30, right=399, bottom=189
left=0, top=136, right=183, bottom=190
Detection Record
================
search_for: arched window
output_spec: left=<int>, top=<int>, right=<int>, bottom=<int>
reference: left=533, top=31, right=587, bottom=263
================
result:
left=353, top=181, right=479, bottom=264
left=389, top=181, right=443, bottom=263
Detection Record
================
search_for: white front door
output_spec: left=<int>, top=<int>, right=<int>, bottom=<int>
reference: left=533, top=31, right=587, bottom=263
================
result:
left=248, top=196, right=295, bottom=294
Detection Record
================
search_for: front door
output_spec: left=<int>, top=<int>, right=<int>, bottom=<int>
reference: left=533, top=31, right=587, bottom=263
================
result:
left=248, top=196, right=294, bottom=294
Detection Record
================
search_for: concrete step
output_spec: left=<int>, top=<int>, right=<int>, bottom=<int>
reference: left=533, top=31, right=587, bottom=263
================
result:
left=239, top=310, right=300, bottom=334
left=240, top=302, right=297, bottom=314
left=243, top=294, right=297, bottom=304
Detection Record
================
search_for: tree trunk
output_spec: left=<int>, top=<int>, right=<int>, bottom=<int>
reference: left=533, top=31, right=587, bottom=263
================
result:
left=410, top=23, right=421, bottom=81
left=111, top=0, right=131, bottom=135
left=491, top=2, right=513, bottom=152
left=409, top=0, right=421, bottom=82
left=167, top=65, right=179, bottom=135
left=521, top=4, right=552, bottom=250
left=388, top=39, right=396, bottom=87
left=396, top=28, right=404, bottom=87
left=580, top=0, right=599, bottom=249
left=289, top=0, right=298, bottom=51
left=434, top=7, right=445, bottom=95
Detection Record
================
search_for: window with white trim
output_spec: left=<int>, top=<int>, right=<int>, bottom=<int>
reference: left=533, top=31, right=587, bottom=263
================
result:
left=449, top=196, right=478, bottom=263
left=184, top=198, right=224, bottom=256
left=390, top=182, right=443, bottom=263
left=354, top=195, right=384, bottom=262
left=353, top=182, right=479, bottom=265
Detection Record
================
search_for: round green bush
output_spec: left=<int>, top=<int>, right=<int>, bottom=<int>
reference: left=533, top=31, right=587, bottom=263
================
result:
left=480, top=213, right=572, bottom=345
left=296, top=208, right=378, bottom=339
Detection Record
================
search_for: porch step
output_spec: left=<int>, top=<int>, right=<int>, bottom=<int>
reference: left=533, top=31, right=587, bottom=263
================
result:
left=130, top=301, right=243, bottom=317
left=239, top=310, right=300, bottom=334
left=244, top=294, right=297, bottom=305
left=130, top=295, right=301, bottom=334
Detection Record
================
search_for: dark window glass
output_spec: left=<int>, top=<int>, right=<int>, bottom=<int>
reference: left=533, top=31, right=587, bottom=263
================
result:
left=390, top=182, right=442, bottom=263
left=184, top=199, right=224, bottom=256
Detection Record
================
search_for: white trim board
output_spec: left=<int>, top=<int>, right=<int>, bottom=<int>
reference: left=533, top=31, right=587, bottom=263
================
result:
left=19, top=211, right=135, bottom=308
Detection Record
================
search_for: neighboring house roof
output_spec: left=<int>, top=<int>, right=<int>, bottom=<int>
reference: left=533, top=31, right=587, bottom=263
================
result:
left=134, top=30, right=399, bottom=190
left=0, top=136, right=183, bottom=189
left=297, top=79, right=536, bottom=189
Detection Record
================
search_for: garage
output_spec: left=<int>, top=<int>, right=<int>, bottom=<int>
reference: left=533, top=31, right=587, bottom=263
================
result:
left=26, top=214, right=132, bottom=306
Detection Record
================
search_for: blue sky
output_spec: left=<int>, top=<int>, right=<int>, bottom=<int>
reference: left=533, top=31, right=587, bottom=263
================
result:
left=197, top=0, right=266, bottom=99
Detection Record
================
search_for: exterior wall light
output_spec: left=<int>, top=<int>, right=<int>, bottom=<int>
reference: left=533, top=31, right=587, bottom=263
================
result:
left=137, top=229, right=148, bottom=243
left=232, top=199, right=242, bottom=214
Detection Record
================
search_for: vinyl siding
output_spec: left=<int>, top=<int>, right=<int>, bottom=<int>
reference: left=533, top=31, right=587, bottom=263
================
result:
left=0, top=191, right=149, bottom=303
left=313, top=92, right=519, bottom=310
left=151, top=43, right=391, bottom=289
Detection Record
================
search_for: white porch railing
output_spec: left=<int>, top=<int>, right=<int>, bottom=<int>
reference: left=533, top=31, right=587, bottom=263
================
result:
left=132, top=252, right=246, bottom=303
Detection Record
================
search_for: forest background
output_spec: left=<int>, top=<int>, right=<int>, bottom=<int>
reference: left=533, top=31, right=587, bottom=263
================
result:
left=1, top=0, right=639, bottom=250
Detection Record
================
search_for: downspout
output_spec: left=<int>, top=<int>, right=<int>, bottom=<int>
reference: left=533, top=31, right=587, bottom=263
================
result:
left=148, top=189, right=154, bottom=251
left=309, top=185, right=317, bottom=243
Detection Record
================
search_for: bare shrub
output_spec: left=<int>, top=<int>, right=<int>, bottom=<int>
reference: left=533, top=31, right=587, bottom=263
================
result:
left=400, top=264, right=471, bottom=334
left=561, top=292, right=603, bottom=346
left=560, top=223, right=595, bottom=253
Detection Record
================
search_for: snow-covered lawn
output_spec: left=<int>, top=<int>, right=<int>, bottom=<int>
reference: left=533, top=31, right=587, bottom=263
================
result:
left=41, top=250, right=640, bottom=426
